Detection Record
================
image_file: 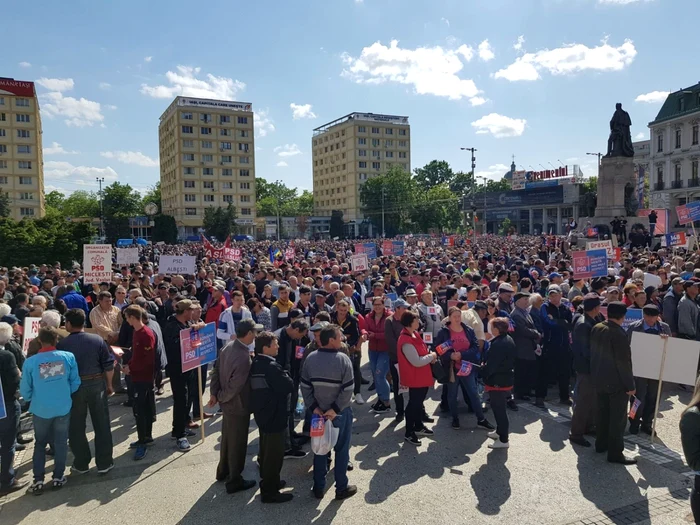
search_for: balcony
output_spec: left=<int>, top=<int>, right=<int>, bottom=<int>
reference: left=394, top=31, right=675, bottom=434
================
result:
left=654, top=181, right=665, bottom=191
left=672, top=179, right=684, bottom=189
left=689, top=178, right=700, bottom=188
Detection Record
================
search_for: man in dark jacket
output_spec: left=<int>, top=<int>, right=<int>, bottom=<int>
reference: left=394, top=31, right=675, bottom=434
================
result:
left=538, top=285, right=573, bottom=407
left=626, top=304, right=671, bottom=435
left=590, top=302, right=637, bottom=465
left=250, top=331, right=295, bottom=504
left=569, top=294, right=604, bottom=447
left=510, top=292, right=541, bottom=400
left=661, top=277, right=683, bottom=336
left=384, top=300, right=408, bottom=423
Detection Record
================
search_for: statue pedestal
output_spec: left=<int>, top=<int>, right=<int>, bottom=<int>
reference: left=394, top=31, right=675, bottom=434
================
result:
left=595, top=156, right=636, bottom=219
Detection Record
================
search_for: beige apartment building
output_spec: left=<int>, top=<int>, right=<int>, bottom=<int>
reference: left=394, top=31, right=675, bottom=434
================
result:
left=0, top=78, right=45, bottom=220
left=159, top=96, right=256, bottom=239
left=312, top=113, right=410, bottom=236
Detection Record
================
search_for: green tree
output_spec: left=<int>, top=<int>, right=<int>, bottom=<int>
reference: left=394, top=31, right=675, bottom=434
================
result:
left=141, top=182, right=161, bottom=211
left=62, top=190, right=100, bottom=218
left=360, top=165, right=417, bottom=236
left=102, top=182, right=142, bottom=218
left=449, top=171, right=475, bottom=196
left=413, top=160, right=454, bottom=191
left=152, top=214, right=178, bottom=244
left=203, top=204, right=238, bottom=241
left=44, top=190, right=65, bottom=211
left=295, top=190, right=314, bottom=216
left=0, top=191, right=11, bottom=218
left=330, top=210, right=344, bottom=239
left=411, top=184, right=461, bottom=233
left=499, top=217, right=512, bottom=235
left=255, top=178, right=312, bottom=217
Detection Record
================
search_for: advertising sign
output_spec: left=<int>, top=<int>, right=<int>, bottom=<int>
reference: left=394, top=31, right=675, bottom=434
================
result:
left=224, top=247, right=241, bottom=262
left=664, top=232, right=687, bottom=248
left=481, top=186, right=564, bottom=208
left=22, top=316, right=41, bottom=355
left=180, top=323, right=217, bottom=373
left=116, top=247, right=139, bottom=266
left=511, top=170, right=526, bottom=190
left=572, top=249, right=608, bottom=279
left=159, top=255, right=196, bottom=275
left=354, top=243, right=377, bottom=259
left=0, top=79, right=35, bottom=97
left=676, top=201, right=700, bottom=225
left=586, top=240, right=615, bottom=259
left=83, top=244, right=113, bottom=284
left=350, top=253, right=369, bottom=272
left=285, top=248, right=295, bottom=260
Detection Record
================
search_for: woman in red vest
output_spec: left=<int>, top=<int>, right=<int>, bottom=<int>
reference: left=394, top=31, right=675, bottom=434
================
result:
left=397, top=310, right=437, bottom=446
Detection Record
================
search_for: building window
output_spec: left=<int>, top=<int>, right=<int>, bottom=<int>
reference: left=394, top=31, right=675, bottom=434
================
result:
left=358, top=138, right=366, bottom=145
left=19, top=176, right=32, bottom=184
left=184, top=181, right=195, bottom=188
left=17, top=129, right=30, bottom=138
left=385, top=128, right=393, bottom=135
left=675, top=163, right=682, bottom=181
left=201, top=127, right=212, bottom=135
left=204, top=195, right=214, bottom=202
left=185, top=194, right=196, bottom=202
left=0, top=97, right=4, bottom=105
left=202, top=154, right=213, bottom=162
left=241, top=208, right=252, bottom=215
left=372, top=150, right=380, bottom=158
left=0, top=145, right=6, bottom=153
left=203, top=167, right=214, bottom=175
left=692, top=160, right=699, bottom=181
left=222, top=182, right=233, bottom=189
left=220, top=128, right=231, bottom=136
left=222, top=168, right=233, bottom=176
left=693, top=125, right=699, bottom=146
left=221, top=155, right=232, bottom=163
left=240, top=157, right=250, bottom=164
left=0, top=113, right=4, bottom=121
left=358, top=150, right=366, bottom=157
left=201, top=141, right=213, bottom=149
left=238, top=143, right=249, bottom=152
left=359, top=161, right=367, bottom=168
left=16, top=98, right=29, bottom=107
left=371, top=127, right=379, bottom=134
left=0, top=165, right=6, bottom=173
left=358, top=126, right=366, bottom=133
left=183, top=153, right=195, bottom=161
left=203, top=181, right=214, bottom=189
left=241, top=195, right=250, bottom=202
left=183, top=139, right=194, bottom=148
left=237, top=116, right=248, bottom=124
left=220, top=115, right=230, bottom=124
left=371, top=139, right=379, bottom=147
left=0, top=175, right=6, bottom=183
left=200, top=113, right=211, bottom=123
left=0, top=130, right=4, bottom=137
left=240, top=169, right=250, bottom=177
left=19, top=192, right=33, bottom=200
left=399, top=151, right=407, bottom=158
left=222, top=195, right=233, bottom=203
left=399, top=140, right=407, bottom=147
left=399, top=129, right=407, bottom=136
left=385, top=140, right=393, bottom=147
left=221, top=142, right=232, bottom=150
left=240, top=182, right=250, bottom=189
left=18, top=163, right=32, bottom=171
left=184, top=167, right=194, bottom=175
left=656, top=167, right=663, bottom=184
left=182, top=126, right=193, bottom=134
left=185, top=208, right=197, bottom=216
left=182, top=112, right=193, bottom=120
left=657, top=134, right=663, bottom=153
left=386, top=151, right=394, bottom=158
left=20, top=208, right=34, bottom=216
left=676, top=129, right=682, bottom=149
left=372, top=162, right=380, bottom=170
left=239, top=130, right=249, bottom=138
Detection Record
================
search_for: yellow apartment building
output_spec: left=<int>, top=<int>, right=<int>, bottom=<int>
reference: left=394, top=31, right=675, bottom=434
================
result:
left=0, top=78, right=45, bottom=220
left=159, top=96, right=256, bottom=239
left=312, top=112, right=410, bottom=236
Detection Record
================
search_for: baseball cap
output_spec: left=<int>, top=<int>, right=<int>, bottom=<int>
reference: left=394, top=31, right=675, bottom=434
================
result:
left=514, top=292, right=530, bottom=302
left=548, top=272, right=562, bottom=280
left=642, top=304, right=660, bottom=316
left=174, top=299, right=197, bottom=314
left=582, top=293, right=601, bottom=311
left=546, top=285, right=562, bottom=296
left=672, top=277, right=684, bottom=286
left=607, top=286, right=620, bottom=294
left=683, top=280, right=698, bottom=290
left=393, top=298, right=409, bottom=309
left=235, top=318, right=264, bottom=338
left=310, top=321, right=330, bottom=332
left=498, top=283, right=515, bottom=293
left=473, top=300, right=488, bottom=311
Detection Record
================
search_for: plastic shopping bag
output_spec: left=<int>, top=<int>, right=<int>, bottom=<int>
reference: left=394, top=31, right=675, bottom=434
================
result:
left=311, top=416, right=340, bottom=456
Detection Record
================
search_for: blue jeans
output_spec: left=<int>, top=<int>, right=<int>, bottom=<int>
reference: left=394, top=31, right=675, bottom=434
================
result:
left=33, top=413, right=70, bottom=482
left=0, top=400, right=20, bottom=487
left=368, top=351, right=391, bottom=403
left=312, top=407, right=352, bottom=493
left=448, top=372, right=484, bottom=421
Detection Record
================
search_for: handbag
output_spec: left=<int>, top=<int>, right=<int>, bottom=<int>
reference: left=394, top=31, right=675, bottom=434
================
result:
left=431, top=359, right=449, bottom=384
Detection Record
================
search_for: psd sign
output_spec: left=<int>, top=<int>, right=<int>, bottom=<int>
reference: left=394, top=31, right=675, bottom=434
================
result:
left=159, top=255, right=196, bottom=275
left=350, top=253, right=369, bottom=272
left=84, top=244, right=112, bottom=284
left=572, top=249, right=608, bottom=279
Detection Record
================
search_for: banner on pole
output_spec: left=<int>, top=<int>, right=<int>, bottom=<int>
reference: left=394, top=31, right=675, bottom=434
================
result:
left=22, top=316, right=41, bottom=355
left=180, top=323, right=218, bottom=373
left=631, top=332, right=700, bottom=385
left=83, top=244, right=113, bottom=284
left=350, top=253, right=369, bottom=272
left=159, top=255, right=196, bottom=275
left=572, top=249, right=608, bottom=279
left=676, top=201, right=700, bottom=225
left=116, top=247, right=139, bottom=266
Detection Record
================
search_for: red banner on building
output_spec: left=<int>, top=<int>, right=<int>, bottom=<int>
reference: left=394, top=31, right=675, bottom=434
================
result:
left=0, top=79, right=35, bottom=97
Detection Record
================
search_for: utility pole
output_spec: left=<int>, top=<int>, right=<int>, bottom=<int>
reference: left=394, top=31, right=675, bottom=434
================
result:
left=460, top=147, right=477, bottom=241
left=96, top=177, right=105, bottom=240
left=381, top=185, right=386, bottom=238
left=276, top=196, right=281, bottom=241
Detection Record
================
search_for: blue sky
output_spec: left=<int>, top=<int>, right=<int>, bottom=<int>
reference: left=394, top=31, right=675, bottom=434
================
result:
left=6, top=0, right=696, bottom=197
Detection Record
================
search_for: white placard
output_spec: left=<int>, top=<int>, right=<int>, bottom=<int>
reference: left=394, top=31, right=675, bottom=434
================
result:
left=631, top=332, right=700, bottom=385
left=116, top=247, right=139, bottom=266
left=83, top=244, right=113, bottom=284
left=22, top=316, right=41, bottom=355
left=586, top=240, right=614, bottom=258
left=350, top=253, right=369, bottom=272
left=422, top=332, right=433, bottom=344
left=159, top=255, right=196, bottom=275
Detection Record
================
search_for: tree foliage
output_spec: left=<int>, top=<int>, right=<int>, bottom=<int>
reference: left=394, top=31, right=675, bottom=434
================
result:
left=151, top=214, right=178, bottom=244
left=45, top=190, right=100, bottom=218
left=256, top=178, right=314, bottom=217
left=141, top=182, right=161, bottom=212
left=203, top=204, right=238, bottom=241
left=360, top=165, right=417, bottom=236
left=0, top=191, right=11, bottom=218
left=103, top=182, right=143, bottom=218
left=413, top=160, right=454, bottom=191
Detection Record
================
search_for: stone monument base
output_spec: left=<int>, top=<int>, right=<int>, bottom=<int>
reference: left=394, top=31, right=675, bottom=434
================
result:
left=595, top=156, right=637, bottom=219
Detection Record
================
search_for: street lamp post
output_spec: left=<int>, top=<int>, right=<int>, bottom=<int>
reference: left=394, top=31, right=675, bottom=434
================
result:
left=586, top=152, right=603, bottom=177
left=96, top=177, right=105, bottom=240
left=460, top=147, right=477, bottom=240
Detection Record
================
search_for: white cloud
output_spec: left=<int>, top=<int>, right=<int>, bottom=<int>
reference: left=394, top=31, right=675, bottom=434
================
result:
left=341, top=40, right=483, bottom=104
left=44, top=161, right=118, bottom=183
left=276, top=161, right=289, bottom=167
left=255, top=108, right=275, bottom=138
left=514, top=35, right=525, bottom=52
left=99, top=82, right=111, bottom=90
left=40, top=91, right=105, bottom=127
left=290, top=103, right=317, bottom=120
left=140, top=65, right=246, bottom=100
left=476, top=164, right=511, bottom=180
left=18, top=61, right=31, bottom=68
left=36, top=77, right=75, bottom=92
left=471, top=113, right=526, bottom=138
left=105, top=104, right=118, bottom=110
left=441, top=17, right=450, bottom=27
left=635, top=132, right=647, bottom=140
left=635, top=90, right=669, bottom=103
left=469, top=96, right=487, bottom=106
left=478, top=40, right=495, bottom=62
left=100, top=151, right=158, bottom=167
left=274, top=144, right=302, bottom=157
left=494, top=39, right=637, bottom=81
left=144, top=56, right=153, bottom=62
left=566, top=157, right=579, bottom=163
left=44, top=142, right=78, bottom=155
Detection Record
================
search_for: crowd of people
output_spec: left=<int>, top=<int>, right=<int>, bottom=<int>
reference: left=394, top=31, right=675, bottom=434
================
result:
left=0, top=233, right=699, bottom=515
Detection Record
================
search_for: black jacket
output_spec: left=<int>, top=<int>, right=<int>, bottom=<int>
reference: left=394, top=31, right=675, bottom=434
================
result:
left=590, top=320, right=635, bottom=394
left=572, top=313, right=600, bottom=375
left=250, top=354, right=295, bottom=433
left=511, top=307, right=541, bottom=361
left=482, top=334, right=516, bottom=388
left=163, top=314, right=190, bottom=376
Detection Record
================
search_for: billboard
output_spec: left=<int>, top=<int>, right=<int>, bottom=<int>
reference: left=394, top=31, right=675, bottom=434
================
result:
left=177, top=98, right=252, bottom=111
left=0, top=79, right=35, bottom=97
left=480, top=186, right=564, bottom=208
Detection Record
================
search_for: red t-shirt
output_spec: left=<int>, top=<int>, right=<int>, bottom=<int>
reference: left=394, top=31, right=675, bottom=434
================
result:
left=450, top=328, right=470, bottom=352
left=129, top=325, right=156, bottom=384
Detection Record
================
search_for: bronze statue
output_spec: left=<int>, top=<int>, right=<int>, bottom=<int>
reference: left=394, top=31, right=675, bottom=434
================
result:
left=605, top=103, right=634, bottom=158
